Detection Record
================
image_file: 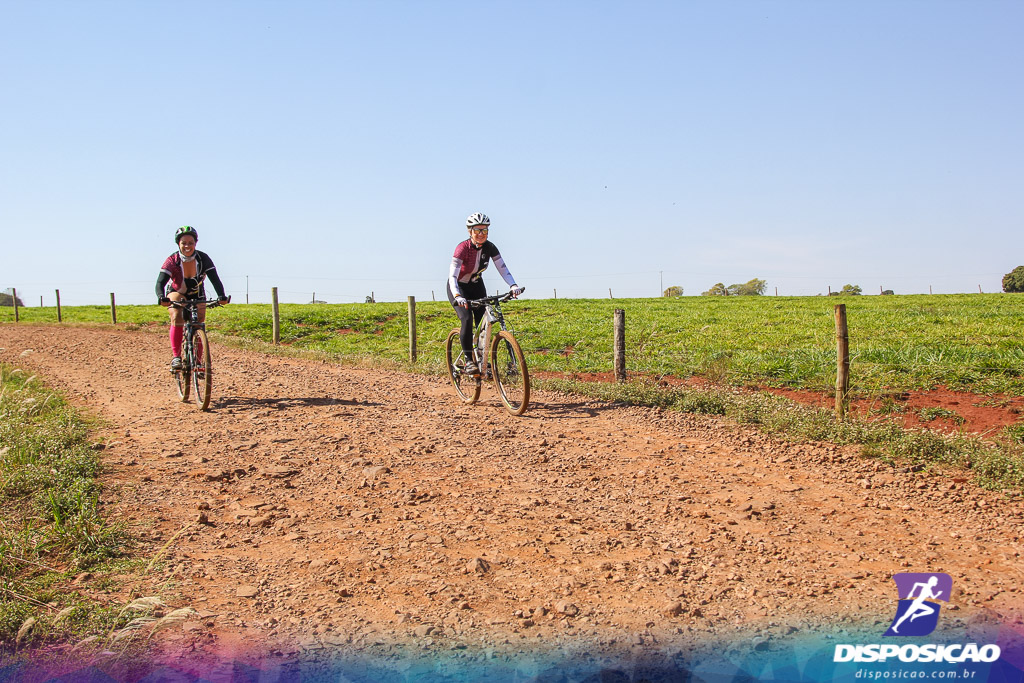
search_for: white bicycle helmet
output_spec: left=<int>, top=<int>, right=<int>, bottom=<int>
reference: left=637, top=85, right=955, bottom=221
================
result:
left=466, top=212, right=490, bottom=228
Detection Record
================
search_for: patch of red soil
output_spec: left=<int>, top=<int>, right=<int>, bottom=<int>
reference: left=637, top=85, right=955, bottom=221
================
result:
left=761, top=385, right=1024, bottom=437
left=536, top=372, right=1024, bottom=437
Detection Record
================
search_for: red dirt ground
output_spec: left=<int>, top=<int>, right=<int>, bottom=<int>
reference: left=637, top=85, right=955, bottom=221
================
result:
left=1, top=325, right=1022, bottom=668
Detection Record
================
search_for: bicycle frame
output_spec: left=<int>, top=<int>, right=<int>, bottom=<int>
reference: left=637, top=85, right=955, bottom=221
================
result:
left=445, top=290, right=529, bottom=414
left=468, top=292, right=514, bottom=376
left=170, top=298, right=221, bottom=370
left=168, top=296, right=227, bottom=410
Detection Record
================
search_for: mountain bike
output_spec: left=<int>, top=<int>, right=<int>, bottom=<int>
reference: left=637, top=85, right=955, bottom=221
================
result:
left=169, top=297, right=228, bottom=411
left=445, top=291, right=530, bottom=415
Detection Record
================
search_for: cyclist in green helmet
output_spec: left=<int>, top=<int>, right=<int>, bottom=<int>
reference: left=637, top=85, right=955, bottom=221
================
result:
left=156, top=226, right=229, bottom=371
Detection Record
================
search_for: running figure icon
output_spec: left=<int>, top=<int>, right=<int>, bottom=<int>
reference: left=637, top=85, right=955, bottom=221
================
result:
left=884, top=572, right=952, bottom=637
left=891, top=576, right=942, bottom=634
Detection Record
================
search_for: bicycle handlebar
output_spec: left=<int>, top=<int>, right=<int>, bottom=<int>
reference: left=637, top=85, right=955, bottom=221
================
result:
left=466, top=291, right=521, bottom=308
left=166, top=296, right=231, bottom=309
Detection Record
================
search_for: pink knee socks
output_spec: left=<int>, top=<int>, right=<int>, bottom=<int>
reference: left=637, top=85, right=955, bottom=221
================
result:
left=170, top=325, right=183, bottom=357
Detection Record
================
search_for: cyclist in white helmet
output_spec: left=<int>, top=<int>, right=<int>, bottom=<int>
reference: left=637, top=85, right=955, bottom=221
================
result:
left=447, top=212, right=524, bottom=376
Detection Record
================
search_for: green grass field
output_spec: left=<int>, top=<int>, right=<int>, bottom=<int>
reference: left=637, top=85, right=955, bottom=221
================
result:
left=5, top=293, right=1023, bottom=398
left=0, top=364, right=132, bottom=647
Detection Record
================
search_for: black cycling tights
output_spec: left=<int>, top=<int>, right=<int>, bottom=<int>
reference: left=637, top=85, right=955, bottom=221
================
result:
left=446, top=280, right=487, bottom=353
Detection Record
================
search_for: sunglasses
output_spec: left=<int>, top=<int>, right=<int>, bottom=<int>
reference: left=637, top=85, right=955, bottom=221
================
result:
left=470, top=227, right=489, bottom=234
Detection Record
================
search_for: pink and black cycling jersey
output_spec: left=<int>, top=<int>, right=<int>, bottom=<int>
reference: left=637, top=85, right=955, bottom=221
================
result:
left=448, top=239, right=516, bottom=297
left=155, top=251, right=226, bottom=301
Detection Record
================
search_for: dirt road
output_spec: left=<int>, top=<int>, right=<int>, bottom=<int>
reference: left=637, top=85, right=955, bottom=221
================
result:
left=1, top=324, right=1022, bottom=663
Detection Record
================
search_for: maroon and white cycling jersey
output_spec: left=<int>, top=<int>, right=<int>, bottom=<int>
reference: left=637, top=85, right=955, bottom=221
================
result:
left=448, top=239, right=516, bottom=296
left=155, top=250, right=226, bottom=301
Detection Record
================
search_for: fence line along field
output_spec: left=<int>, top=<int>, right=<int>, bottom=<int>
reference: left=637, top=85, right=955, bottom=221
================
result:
left=4, top=293, right=1023, bottom=400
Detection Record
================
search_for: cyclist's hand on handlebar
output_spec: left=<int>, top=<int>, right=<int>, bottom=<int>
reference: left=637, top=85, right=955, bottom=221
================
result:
left=455, top=296, right=468, bottom=308
left=159, top=297, right=171, bottom=307
left=510, top=285, right=525, bottom=298
left=218, top=296, right=230, bottom=305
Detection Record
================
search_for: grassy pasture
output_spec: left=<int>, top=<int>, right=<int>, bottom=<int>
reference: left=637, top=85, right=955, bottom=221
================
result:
left=5, top=293, right=1024, bottom=398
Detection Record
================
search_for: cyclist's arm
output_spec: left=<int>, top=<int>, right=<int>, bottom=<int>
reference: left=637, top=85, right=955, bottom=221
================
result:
left=492, top=254, right=517, bottom=288
left=155, top=271, right=171, bottom=301
left=448, top=257, right=463, bottom=297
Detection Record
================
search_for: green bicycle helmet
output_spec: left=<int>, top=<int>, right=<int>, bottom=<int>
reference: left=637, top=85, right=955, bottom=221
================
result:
left=174, top=225, right=198, bottom=244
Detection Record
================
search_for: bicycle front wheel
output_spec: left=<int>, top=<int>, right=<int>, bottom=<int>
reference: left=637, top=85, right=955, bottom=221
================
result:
left=192, top=328, right=213, bottom=410
left=491, top=330, right=529, bottom=415
left=445, top=329, right=480, bottom=404
left=175, top=351, right=191, bottom=403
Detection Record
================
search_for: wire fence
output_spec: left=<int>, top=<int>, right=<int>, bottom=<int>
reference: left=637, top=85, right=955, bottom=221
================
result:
left=5, top=286, right=1022, bottom=406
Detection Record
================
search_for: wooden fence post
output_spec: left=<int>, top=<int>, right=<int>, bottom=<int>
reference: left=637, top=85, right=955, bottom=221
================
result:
left=834, top=304, right=849, bottom=420
left=12, top=288, right=18, bottom=322
left=609, top=288, right=613, bottom=299
left=407, top=296, right=417, bottom=362
left=110, top=293, right=117, bottom=324
left=554, top=289, right=557, bottom=299
left=55, top=289, right=62, bottom=323
left=613, top=309, right=626, bottom=382
left=271, top=287, right=280, bottom=345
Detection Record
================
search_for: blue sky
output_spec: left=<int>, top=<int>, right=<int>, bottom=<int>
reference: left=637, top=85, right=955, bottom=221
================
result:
left=2, top=0, right=1022, bottom=305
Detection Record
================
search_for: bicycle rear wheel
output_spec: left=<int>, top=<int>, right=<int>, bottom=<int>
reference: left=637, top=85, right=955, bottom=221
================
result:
left=445, top=329, right=480, bottom=404
left=191, top=329, right=213, bottom=410
left=491, top=330, right=529, bottom=415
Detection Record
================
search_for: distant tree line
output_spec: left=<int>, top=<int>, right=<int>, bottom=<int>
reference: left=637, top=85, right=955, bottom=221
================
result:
left=701, top=278, right=767, bottom=296
left=829, top=284, right=863, bottom=296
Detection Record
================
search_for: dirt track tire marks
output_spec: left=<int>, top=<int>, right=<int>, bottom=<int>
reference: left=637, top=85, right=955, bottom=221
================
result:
left=1, top=324, right=1021, bottom=657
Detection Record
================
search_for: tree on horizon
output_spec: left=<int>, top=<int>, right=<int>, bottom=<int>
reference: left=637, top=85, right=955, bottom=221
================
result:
left=726, top=278, right=767, bottom=296
left=1003, top=266, right=1024, bottom=293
